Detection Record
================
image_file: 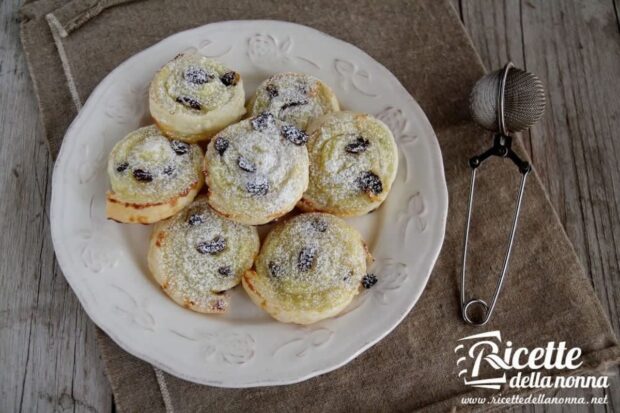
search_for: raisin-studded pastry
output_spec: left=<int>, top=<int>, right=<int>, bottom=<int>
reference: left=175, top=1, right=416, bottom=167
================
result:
left=148, top=196, right=259, bottom=313
left=149, top=53, right=245, bottom=142
left=106, top=125, right=204, bottom=224
left=298, top=111, right=399, bottom=216
left=204, top=113, right=309, bottom=225
left=242, top=213, right=372, bottom=324
left=247, top=72, right=339, bottom=131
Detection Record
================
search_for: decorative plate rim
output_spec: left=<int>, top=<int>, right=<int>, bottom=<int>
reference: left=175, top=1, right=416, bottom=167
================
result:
left=50, top=20, right=448, bottom=387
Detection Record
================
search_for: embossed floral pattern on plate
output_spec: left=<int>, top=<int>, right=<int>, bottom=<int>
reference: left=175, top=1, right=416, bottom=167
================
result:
left=50, top=20, right=448, bottom=387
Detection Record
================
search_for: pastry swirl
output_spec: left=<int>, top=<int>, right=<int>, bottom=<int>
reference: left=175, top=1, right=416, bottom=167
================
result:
left=242, top=213, right=372, bottom=324
left=247, top=72, right=339, bottom=131
left=204, top=113, right=310, bottom=225
left=299, top=111, right=399, bottom=216
left=149, top=53, right=246, bottom=142
left=148, top=196, right=259, bottom=313
left=106, top=125, right=204, bottom=224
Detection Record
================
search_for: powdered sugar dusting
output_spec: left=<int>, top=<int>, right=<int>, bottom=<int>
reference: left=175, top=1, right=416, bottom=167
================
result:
left=205, top=116, right=309, bottom=223
left=305, top=112, right=398, bottom=213
left=107, top=125, right=203, bottom=203
left=255, top=213, right=367, bottom=312
left=249, top=73, right=336, bottom=130
left=159, top=197, right=259, bottom=304
left=151, top=53, right=239, bottom=114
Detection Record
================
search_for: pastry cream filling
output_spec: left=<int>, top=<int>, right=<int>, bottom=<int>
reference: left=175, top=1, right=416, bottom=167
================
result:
left=306, top=113, right=397, bottom=209
left=108, top=126, right=202, bottom=203
left=251, top=73, right=333, bottom=130
left=256, top=215, right=366, bottom=312
left=206, top=118, right=308, bottom=217
left=161, top=199, right=258, bottom=297
left=216, top=131, right=292, bottom=199
left=155, top=55, right=235, bottom=113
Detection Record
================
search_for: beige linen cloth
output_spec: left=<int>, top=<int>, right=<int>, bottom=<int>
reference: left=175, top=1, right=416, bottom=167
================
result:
left=20, top=0, right=620, bottom=411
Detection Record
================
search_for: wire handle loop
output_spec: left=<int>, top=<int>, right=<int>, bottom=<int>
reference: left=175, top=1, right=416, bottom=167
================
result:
left=460, top=154, right=529, bottom=326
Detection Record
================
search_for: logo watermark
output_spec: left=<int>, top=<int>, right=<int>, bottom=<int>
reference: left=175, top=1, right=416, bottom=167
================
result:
left=455, top=331, right=609, bottom=393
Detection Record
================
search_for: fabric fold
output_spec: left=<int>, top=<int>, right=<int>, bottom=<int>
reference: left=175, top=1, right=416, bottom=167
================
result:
left=46, top=0, right=136, bottom=38
left=20, top=0, right=620, bottom=411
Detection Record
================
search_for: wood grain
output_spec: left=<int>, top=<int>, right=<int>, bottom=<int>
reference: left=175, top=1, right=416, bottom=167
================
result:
left=0, top=0, right=618, bottom=412
left=0, top=0, right=112, bottom=412
left=459, top=0, right=620, bottom=411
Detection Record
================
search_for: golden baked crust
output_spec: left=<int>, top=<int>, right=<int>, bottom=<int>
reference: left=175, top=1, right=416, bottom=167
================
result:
left=106, top=182, right=202, bottom=224
left=299, top=111, right=399, bottom=216
left=148, top=196, right=259, bottom=313
left=242, top=213, right=372, bottom=324
left=247, top=72, right=339, bottom=130
left=204, top=113, right=309, bottom=225
left=149, top=53, right=246, bottom=142
left=106, top=125, right=204, bottom=224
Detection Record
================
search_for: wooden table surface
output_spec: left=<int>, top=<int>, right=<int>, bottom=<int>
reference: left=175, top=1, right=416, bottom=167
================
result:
left=1, top=0, right=619, bottom=411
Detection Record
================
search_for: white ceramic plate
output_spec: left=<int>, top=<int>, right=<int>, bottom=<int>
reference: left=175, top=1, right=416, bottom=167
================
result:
left=51, top=20, right=448, bottom=387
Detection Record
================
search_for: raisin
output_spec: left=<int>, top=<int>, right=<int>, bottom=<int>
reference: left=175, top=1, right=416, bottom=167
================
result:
left=133, top=169, right=153, bottom=182
left=246, top=177, right=269, bottom=196
left=281, top=124, right=308, bottom=145
left=187, top=214, right=204, bottom=226
left=356, top=171, right=383, bottom=195
left=162, top=165, right=175, bottom=176
left=345, top=136, right=370, bottom=154
left=214, top=137, right=229, bottom=156
left=237, top=156, right=256, bottom=173
left=220, top=71, right=239, bottom=86
left=266, top=84, right=278, bottom=98
left=297, top=247, right=317, bottom=272
left=217, top=266, right=232, bottom=276
left=268, top=261, right=281, bottom=277
left=184, top=67, right=211, bottom=84
left=196, top=236, right=226, bottom=255
left=343, top=270, right=353, bottom=282
left=170, top=140, right=189, bottom=155
left=176, top=96, right=201, bottom=110
left=116, top=162, right=129, bottom=173
left=311, top=218, right=327, bottom=232
left=251, top=112, right=275, bottom=132
left=362, top=273, right=378, bottom=289
left=280, top=100, right=308, bottom=114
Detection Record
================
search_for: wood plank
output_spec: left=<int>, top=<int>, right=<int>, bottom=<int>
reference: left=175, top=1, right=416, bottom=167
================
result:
left=462, top=0, right=525, bottom=69
left=461, top=0, right=620, bottom=411
left=460, top=0, right=533, bottom=156
left=0, top=0, right=112, bottom=412
left=520, top=0, right=620, bottom=337
left=0, top=0, right=618, bottom=412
